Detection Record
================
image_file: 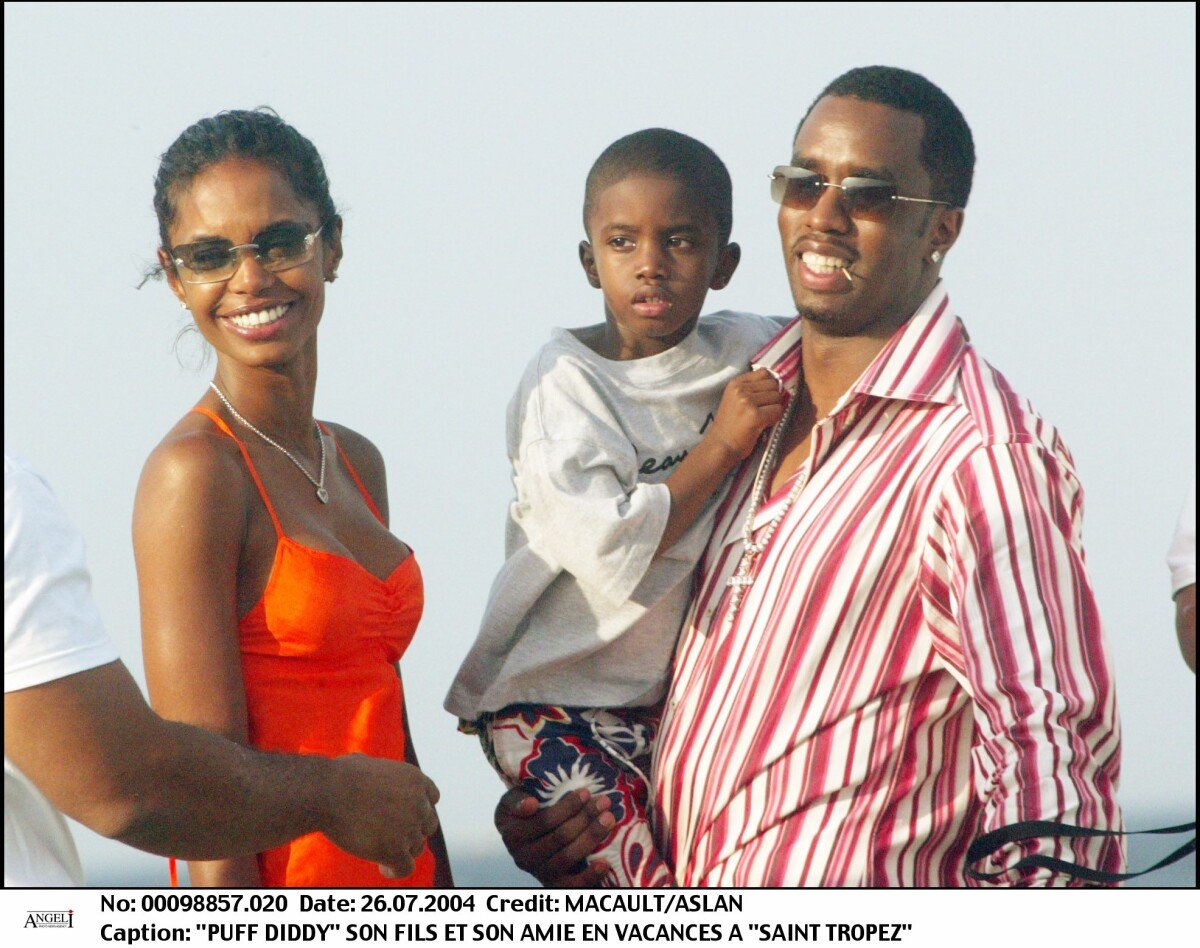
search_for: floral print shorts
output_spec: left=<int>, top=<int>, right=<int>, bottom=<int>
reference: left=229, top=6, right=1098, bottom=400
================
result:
left=480, top=704, right=673, bottom=887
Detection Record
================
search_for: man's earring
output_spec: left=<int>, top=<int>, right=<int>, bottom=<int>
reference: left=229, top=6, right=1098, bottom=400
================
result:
left=180, top=301, right=188, bottom=310
left=930, top=250, right=942, bottom=264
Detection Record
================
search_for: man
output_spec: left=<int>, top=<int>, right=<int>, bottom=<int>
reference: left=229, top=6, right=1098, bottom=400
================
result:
left=5, top=447, right=440, bottom=886
left=497, top=65, right=1125, bottom=886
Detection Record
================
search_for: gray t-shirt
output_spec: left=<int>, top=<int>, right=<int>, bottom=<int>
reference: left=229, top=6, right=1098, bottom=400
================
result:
left=445, top=312, right=784, bottom=720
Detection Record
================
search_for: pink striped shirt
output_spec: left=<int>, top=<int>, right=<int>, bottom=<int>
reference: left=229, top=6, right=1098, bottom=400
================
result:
left=653, top=285, right=1125, bottom=886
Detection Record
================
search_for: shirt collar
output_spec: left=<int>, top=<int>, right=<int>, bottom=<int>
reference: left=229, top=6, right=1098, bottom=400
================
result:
left=751, top=282, right=968, bottom=407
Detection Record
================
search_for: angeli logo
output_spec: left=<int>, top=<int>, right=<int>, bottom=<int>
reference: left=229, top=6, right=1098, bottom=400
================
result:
left=24, top=909, right=73, bottom=928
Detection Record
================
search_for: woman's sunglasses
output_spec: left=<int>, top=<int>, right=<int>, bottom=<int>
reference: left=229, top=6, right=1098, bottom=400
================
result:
left=171, top=222, right=327, bottom=285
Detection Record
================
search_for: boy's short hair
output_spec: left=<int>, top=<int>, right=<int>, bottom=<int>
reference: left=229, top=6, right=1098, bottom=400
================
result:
left=583, top=128, right=733, bottom=246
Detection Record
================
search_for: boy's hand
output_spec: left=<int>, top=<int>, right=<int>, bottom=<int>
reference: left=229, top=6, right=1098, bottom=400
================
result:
left=655, top=369, right=787, bottom=556
left=706, top=368, right=787, bottom=461
left=494, top=788, right=614, bottom=886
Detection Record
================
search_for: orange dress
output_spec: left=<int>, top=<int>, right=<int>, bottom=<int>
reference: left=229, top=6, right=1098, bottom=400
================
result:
left=186, top=407, right=436, bottom=887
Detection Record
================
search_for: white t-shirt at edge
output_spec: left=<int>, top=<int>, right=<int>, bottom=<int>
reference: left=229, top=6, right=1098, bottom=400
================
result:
left=5, top=447, right=120, bottom=886
left=1168, top=480, right=1196, bottom=596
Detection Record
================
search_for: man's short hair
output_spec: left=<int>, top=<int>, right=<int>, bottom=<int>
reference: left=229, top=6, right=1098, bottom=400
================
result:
left=583, top=128, right=734, bottom=245
left=798, top=66, right=975, bottom=209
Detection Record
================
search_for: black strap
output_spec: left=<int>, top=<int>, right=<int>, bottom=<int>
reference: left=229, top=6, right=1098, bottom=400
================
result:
left=966, top=819, right=1196, bottom=884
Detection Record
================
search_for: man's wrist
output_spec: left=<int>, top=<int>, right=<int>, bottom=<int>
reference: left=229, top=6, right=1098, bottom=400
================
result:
left=294, top=753, right=339, bottom=837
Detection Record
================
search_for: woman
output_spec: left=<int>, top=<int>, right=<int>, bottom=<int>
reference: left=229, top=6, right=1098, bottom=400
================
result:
left=134, top=109, right=452, bottom=887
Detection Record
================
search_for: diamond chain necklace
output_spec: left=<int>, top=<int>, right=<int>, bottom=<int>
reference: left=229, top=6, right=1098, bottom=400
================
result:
left=208, top=381, right=329, bottom=504
left=725, top=387, right=808, bottom=618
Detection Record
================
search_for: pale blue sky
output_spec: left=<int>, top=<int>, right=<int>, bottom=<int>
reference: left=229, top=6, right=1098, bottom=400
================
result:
left=4, top=2, right=1194, bottom=886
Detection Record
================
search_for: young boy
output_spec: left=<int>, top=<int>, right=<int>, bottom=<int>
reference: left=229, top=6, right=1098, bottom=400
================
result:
left=445, top=129, right=785, bottom=886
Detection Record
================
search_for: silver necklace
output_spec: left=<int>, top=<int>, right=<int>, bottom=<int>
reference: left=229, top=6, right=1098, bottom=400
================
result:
left=725, top=390, right=808, bottom=618
left=208, top=381, right=329, bottom=503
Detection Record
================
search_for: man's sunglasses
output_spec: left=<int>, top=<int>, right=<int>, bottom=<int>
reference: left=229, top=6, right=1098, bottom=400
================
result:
left=769, top=166, right=952, bottom=221
left=170, top=222, right=327, bottom=285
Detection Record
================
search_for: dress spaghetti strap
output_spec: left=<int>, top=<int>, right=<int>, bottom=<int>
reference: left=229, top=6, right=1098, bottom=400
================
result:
left=190, top=407, right=284, bottom=538
left=321, top=423, right=385, bottom=525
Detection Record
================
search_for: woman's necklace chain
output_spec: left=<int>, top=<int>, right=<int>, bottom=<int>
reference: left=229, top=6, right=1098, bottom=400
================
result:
left=208, top=381, right=329, bottom=504
left=726, top=389, right=807, bottom=618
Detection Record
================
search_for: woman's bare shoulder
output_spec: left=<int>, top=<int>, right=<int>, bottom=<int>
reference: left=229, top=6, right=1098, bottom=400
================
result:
left=135, top=410, right=250, bottom=525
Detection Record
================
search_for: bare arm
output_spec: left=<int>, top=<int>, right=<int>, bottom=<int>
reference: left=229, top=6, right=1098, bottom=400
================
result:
left=134, top=430, right=265, bottom=885
left=1175, top=584, right=1196, bottom=672
left=656, top=369, right=785, bottom=554
left=4, top=659, right=438, bottom=874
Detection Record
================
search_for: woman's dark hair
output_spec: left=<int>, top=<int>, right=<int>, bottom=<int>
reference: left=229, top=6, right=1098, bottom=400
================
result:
left=153, top=107, right=338, bottom=252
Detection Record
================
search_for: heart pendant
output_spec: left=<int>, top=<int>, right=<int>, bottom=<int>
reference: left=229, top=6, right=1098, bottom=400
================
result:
left=316, top=487, right=329, bottom=504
